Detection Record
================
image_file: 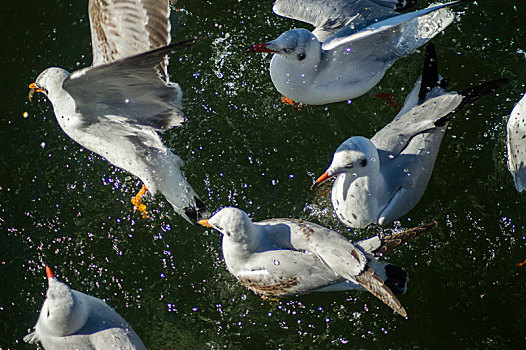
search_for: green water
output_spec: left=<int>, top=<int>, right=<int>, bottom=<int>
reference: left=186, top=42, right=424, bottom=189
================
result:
left=1, top=0, right=526, bottom=348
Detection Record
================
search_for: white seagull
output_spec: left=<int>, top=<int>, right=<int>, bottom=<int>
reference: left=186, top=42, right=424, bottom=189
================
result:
left=311, top=43, right=509, bottom=228
left=248, top=0, right=463, bottom=105
left=199, top=206, right=439, bottom=317
left=24, top=266, right=146, bottom=350
left=29, top=0, right=207, bottom=222
left=507, top=92, right=526, bottom=192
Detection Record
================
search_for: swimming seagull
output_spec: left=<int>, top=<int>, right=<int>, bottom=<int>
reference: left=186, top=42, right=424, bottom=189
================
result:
left=248, top=0, right=464, bottom=105
left=311, top=43, right=509, bottom=228
left=507, top=92, right=526, bottom=192
left=24, top=266, right=146, bottom=349
left=28, top=0, right=207, bottom=222
left=199, top=206, right=439, bottom=317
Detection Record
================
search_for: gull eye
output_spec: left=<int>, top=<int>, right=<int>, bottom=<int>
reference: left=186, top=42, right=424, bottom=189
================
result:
left=283, top=48, right=293, bottom=54
left=360, top=159, right=367, bottom=167
left=297, top=53, right=306, bottom=60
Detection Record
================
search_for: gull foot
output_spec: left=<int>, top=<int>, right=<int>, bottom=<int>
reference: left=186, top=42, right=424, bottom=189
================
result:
left=281, top=95, right=304, bottom=110
left=131, top=184, right=149, bottom=219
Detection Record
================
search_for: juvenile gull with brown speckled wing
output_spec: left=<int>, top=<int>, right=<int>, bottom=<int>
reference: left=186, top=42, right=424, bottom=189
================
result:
left=199, top=207, right=438, bottom=317
left=29, top=0, right=207, bottom=221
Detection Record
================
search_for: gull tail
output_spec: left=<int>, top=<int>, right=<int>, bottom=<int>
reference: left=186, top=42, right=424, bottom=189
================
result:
left=145, top=148, right=209, bottom=223
left=373, top=222, right=438, bottom=256
left=354, top=268, right=407, bottom=317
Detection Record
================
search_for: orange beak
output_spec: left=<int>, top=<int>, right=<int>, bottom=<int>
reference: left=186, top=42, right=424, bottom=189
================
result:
left=198, top=219, right=214, bottom=228
left=29, top=82, right=42, bottom=103
left=311, top=171, right=333, bottom=190
left=29, top=82, right=42, bottom=93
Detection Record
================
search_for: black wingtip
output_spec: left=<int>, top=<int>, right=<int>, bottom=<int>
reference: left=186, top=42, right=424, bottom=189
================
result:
left=456, top=78, right=510, bottom=112
left=384, top=264, right=408, bottom=295
left=418, top=43, right=443, bottom=102
left=183, top=196, right=208, bottom=221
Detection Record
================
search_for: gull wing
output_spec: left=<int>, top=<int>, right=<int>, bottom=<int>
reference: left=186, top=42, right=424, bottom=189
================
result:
left=89, top=0, right=171, bottom=75
left=507, top=93, right=526, bottom=192
left=63, top=40, right=195, bottom=131
left=322, top=2, right=457, bottom=52
left=261, top=219, right=368, bottom=280
left=371, top=93, right=462, bottom=156
left=235, top=250, right=343, bottom=296
left=273, top=0, right=399, bottom=41
left=354, top=267, right=406, bottom=316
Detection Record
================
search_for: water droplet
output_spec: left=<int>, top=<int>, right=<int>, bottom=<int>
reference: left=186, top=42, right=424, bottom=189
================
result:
left=273, top=259, right=280, bottom=266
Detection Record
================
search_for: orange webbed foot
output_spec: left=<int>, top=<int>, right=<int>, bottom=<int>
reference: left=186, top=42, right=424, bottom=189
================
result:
left=131, top=184, right=149, bottom=219
left=281, top=95, right=305, bottom=111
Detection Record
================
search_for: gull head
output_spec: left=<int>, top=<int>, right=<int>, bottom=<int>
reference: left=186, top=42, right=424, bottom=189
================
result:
left=29, top=67, right=70, bottom=102
left=312, top=136, right=378, bottom=189
left=198, top=207, right=256, bottom=242
left=37, top=266, right=89, bottom=337
left=248, top=28, right=319, bottom=63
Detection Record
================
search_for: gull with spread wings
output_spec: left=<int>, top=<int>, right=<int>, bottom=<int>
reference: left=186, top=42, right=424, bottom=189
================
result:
left=29, top=0, right=207, bottom=222
left=249, top=0, right=464, bottom=105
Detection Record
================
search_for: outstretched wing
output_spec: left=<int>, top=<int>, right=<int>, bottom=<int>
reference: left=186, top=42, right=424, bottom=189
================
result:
left=63, top=40, right=195, bottom=131
left=89, top=0, right=171, bottom=71
left=273, top=0, right=399, bottom=41
left=321, top=2, right=456, bottom=57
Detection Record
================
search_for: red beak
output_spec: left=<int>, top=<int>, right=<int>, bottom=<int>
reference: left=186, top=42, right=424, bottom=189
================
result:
left=46, top=265, right=54, bottom=279
left=247, top=43, right=278, bottom=53
left=311, top=171, right=333, bottom=190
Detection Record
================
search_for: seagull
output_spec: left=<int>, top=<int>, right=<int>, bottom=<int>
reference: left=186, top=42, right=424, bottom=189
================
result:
left=28, top=0, right=207, bottom=222
left=507, top=92, right=526, bottom=192
left=311, top=43, right=509, bottom=228
left=248, top=0, right=463, bottom=105
left=24, top=266, right=146, bottom=350
left=199, top=206, right=438, bottom=317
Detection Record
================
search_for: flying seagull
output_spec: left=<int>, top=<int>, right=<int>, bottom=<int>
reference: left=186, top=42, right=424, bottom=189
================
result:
left=29, top=0, right=207, bottom=222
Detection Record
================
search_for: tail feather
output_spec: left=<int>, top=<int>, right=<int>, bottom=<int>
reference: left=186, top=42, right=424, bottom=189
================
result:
left=355, top=268, right=407, bottom=317
left=146, top=148, right=209, bottom=222
left=373, top=221, right=438, bottom=256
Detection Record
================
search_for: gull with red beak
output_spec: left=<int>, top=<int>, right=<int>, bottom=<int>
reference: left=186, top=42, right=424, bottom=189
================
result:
left=248, top=0, right=464, bottom=105
left=311, top=44, right=509, bottom=228
left=28, top=0, right=207, bottom=222
left=24, top=266, right=146, bottom=349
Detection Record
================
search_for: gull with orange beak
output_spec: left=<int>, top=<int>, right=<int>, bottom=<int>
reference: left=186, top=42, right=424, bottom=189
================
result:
left=311, top=44, right=508, bottom=228
left=199, top=206, right=439, bottom=317
left=28, top=0, right=207, bottom=222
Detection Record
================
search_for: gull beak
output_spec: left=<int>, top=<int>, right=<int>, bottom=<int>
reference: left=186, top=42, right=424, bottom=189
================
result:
left=198, top=219, right=214, bottom=228
left=45, top=265, right=54, bottom=280
left=28, top=82, right=42, bottom=103
left=247, top=43, right=279, bottom=53
left=311, top=171, right=333, bottom=190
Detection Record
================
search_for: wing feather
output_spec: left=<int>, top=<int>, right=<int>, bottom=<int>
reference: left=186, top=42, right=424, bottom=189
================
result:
left=89, top=0, right=171, bottom=72
left=63, top=39, right=196, bottom=130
